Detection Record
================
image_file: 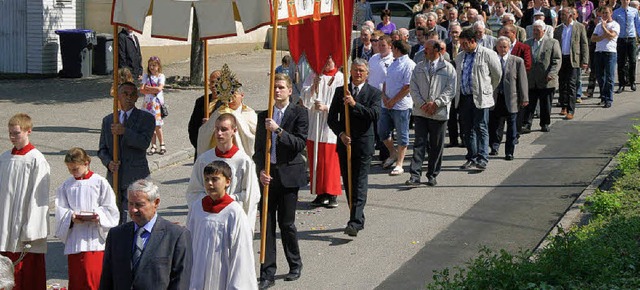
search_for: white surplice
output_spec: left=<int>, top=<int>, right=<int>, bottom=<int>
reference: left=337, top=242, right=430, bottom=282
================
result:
left=186, top=149, right=260, bottom=232
left=196, top=105, right=258, bottom=157
left=301, top=71, right=343, bottom=144
left=0, top=149, right=50, bottom=253
left=187, top=200, right=257, bottom=290
left=54, top=174, right=120, bottom=255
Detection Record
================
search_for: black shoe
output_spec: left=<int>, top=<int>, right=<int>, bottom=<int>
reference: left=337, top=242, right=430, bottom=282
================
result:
left=325, top=196, right=338, bottom=208
left=310, top=195, right=328, bottom=207
left=405, top=178, right=421, bottom=186
left=489, top=150, right=498, bottom=156
left=460, top=160, right=475, bottom=169
left=604, top=102, right=612, bottom=108
left=426, top=176, right=437, bottom=186
left=344, top=225, right=359, bottom=237
left=541, top=125, right=550, bottom=132
left=285, top=267, right=302, bottom=281
left=631, top=83, right=637, bottom=91
left=258, top=279, right=275, bottom=289
left=505, top=154, right=514, bottom=161
left=475, top=162, right=487, bottom=170
left=616, top=86, right=625, bottom=94
left=521, top=126, right=531, bottom=134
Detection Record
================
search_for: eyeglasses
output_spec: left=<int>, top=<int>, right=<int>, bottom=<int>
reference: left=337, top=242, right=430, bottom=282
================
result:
left=463, top=6, right=471, bottom=9
left=371, top=39, right=379, bottom=42
left=502, top=20, right=509, bottom=23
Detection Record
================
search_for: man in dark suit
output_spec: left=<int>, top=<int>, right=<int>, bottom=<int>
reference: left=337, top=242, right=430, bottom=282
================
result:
left=523, top=21, right=562, bottom=133
left=100, top=180, right=192, bottom=290
left=117, top=28, right=143, bottom=79
left=98, top=82, right=156, bottom=224
left=500, top=24, right=532, bottom=135
left=328, top=58, right=381, bottom=236
left=445, top=23, right=465, bottom=148
left=489, top=37, right=529, bottom=160
left=410, top=27, right=427, bottom=60
left=520, top=0, right=553, bottom=28
left=254, top=73, right=308, bottom=289
left=554, top=7, right=589, bottom=120
left=351, top=26, right=375, bottom=61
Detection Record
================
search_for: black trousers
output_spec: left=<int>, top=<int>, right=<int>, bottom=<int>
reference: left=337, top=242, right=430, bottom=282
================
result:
left=447, top=98, right=462, bottom=145
left=260, top=167, right=302, bottom=281
left=524, top=88, right=553, bottom=128
left=337, top=137, right=373, bottom=230
left=489, top=95, right=519, bottom=156
left=617, top=37, right=637, bottom=86
left=559, top=56, right=580, bottom=114
left=410, top=116, right=446, bottom=180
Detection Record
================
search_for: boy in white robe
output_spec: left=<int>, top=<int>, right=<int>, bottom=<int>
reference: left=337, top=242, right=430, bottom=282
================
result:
left=187, top=160, right=257, bottom=290
left=187, top=113, right=260, bottom=232
left=0, top=113, right=50, bottom=290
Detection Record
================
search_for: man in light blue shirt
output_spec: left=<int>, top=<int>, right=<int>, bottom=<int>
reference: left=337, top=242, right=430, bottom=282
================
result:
left=613, top=0, right=640, bottom=92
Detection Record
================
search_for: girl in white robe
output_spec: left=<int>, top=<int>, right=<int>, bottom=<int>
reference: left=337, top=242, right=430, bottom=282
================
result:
left=54, top=148, right=119, bottom=290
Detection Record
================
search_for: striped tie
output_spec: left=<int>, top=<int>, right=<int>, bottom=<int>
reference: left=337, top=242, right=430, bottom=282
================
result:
left=132, top=227, right=145, bottom=271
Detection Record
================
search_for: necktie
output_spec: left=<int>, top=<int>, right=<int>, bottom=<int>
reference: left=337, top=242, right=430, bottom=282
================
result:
left=353, top=85, right=359, bottom=97
left=132, top=227, right=145, bottom=271
left=453, top=44, right=459, bottom=58
left=270, top=109, right=283, bottom=164
left=499, top=58, right=505, bottom=94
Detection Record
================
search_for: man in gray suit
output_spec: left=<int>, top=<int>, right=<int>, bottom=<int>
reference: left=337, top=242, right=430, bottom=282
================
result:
left=455, top=28, right=502, bottom=171
left=554, top=7, right=589, bottom=120
left=523, top=20, right=562, bottom=133
left=474, top=21, right=497, bottom=49
left=489, top=37, right=529, bottom=161
left=98, top=82, right=156, bottom=224
left=100, top=180, right=192, bottom=290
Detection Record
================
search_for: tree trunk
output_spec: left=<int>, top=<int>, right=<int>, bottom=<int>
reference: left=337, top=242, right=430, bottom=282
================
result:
left=189, top=8, right=204, bottom=86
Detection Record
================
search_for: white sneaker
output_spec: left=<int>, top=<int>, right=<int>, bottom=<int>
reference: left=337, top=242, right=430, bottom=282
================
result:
left=390, top=166, right=404, bottom=176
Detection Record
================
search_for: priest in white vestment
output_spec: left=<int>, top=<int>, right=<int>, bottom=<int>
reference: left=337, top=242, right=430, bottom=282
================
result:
left=187, top=160, right=257, bottom=290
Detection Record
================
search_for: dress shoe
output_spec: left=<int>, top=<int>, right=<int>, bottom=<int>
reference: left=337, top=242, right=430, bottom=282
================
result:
left=505, top=154, right=514, bottom=161
left=426, top=176, right=437, bottom=186
left=310, top=194, right=328, bottom=207
left=475, top=162, right=487, bottom=170
left=616, top=86, right=625, bottom=94
left=559, top=108, right=567, bottom=116
left=285, top=267, right=302, bottom=281
left=460, top=160, right=475, bottom=169
left=258, top=279, right=275, bottom=289
left=603, top=102, right=612, bottom=108
left=325, top=195, right=338, bottom=208
left=541, top=125, right=550, bottom=132
left=631, top=83, right=637, bottom=91
left=405, top=178, right=421, bottom=187
left=344, top=225, right=359, bottom=237
left=564, top=113, right=574, bottom=120
left=489, top=150, right=498, bottom=156
left=521, top=126, right=531, bottom=134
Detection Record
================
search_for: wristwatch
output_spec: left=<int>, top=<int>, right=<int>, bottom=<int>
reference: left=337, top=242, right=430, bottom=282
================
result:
left=275, top=127, right=283, bottom=134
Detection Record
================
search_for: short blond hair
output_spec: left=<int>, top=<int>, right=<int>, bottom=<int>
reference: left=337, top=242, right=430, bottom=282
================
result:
left=8, top=113, right=32, bottom=131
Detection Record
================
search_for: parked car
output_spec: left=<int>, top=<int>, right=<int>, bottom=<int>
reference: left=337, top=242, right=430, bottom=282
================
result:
left=369, top=0, right=418, bottom=29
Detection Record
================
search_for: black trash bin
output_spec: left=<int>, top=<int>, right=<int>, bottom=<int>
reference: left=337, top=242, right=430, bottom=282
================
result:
left=56, top=29, right=96, bottom=78
left=94, top=34, right=113, bottom=75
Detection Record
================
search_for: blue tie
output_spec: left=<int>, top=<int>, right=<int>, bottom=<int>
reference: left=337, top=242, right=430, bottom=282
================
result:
left=270, top=109, right=283, bottom=164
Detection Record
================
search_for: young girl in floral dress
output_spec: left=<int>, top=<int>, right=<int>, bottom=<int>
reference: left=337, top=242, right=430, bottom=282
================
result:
left=140, top=56, right=167, bottom=155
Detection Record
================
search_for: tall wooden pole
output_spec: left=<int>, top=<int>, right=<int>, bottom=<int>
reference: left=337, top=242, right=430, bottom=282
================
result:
left=203, top=39, right=209, bottom=118
left=112, top=24, right=120, bottom=204
left=338, top=0, right=353, bottom=210
left=261, top=0, right=280, bottom=264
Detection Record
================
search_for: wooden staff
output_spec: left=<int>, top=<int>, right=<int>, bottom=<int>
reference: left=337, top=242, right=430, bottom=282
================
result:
left=338, top=0, right=353, bottom=210
left=261, top=0, right=280, bottom=264
left=203, top=39, right=209, bottom=119
left=112, top=24, right=121, bottom=204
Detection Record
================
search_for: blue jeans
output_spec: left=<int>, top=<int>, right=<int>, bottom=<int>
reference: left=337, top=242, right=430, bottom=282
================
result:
left=594, top=51, right=617, bottom=104
left=378, top=107, right=411, bottom=146
left=459, top=95, right=490, bottom=166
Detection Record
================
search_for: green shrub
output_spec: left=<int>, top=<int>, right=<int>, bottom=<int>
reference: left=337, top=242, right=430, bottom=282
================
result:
left=581, top=189, right=622, bottom=217
left=617, top=125, right=640, bottom=176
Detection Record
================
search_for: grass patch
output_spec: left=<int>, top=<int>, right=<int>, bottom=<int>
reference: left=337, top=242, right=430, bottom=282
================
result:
left=428, top=126, right=640, bottom=289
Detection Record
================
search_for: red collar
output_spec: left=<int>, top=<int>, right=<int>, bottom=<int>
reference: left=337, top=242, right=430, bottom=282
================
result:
left=11, top=143, right=35, bottom=155
left=75, top=170, right=94, bottom=180
left=323, top=67, right=339, bottom=77
left=202, top=194, right=234, bottom=213
left=215, top=145, right=239, bottom=158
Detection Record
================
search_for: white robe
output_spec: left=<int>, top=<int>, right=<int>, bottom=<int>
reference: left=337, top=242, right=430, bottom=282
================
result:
left=54, top=174, right=120, bottom=255
left=0, top=149, right=50, bottom=253
left=196, top=105, right=258, bottom=157
left=186, top=149, right=260, bottom=232
left=186, top=200, right=257, bottom=290
left=301, top=72, right=343, bottom=144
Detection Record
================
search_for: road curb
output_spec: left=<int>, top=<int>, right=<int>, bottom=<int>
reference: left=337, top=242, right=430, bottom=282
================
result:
left=533, top=146, right=624, bottom=253
left=149, top=148, right=193, bottom=172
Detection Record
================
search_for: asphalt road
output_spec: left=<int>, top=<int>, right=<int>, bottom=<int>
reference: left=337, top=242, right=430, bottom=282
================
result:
left=0, top=50, right=638, bottom=289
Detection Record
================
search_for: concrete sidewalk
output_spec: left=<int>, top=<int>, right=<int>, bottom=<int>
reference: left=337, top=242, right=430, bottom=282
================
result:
left=1, top=50, right=638, bottom=289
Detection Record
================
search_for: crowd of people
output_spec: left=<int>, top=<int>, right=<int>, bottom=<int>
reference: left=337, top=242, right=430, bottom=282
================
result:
left=0, top=0, right=638, bottom=289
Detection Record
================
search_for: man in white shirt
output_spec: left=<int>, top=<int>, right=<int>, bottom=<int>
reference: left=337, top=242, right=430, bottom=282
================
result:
left=591, top=6, right=620, bottom=108
left=367, top=35, right=395, bottom=161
